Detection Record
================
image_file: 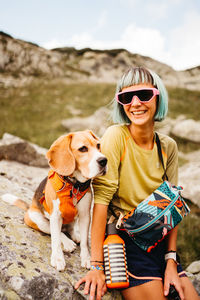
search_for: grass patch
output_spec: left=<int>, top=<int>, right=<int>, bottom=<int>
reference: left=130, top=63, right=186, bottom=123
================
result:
left=1, top=82, right=199, bottom=152
left=0, top=80, right=115, bottom=148
left=167, top=86, right=200, bottom=121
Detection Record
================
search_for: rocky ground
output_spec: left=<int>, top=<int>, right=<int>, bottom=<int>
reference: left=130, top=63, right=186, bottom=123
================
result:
left=0, top=161, right=121, bottom=299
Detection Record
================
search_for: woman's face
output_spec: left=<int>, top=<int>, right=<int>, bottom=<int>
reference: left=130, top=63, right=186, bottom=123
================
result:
left=122, top=83, right=158, bottom=127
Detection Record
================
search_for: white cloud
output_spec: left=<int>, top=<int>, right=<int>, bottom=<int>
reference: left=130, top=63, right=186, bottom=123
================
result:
left=167, top=10, right=200, bottom=69
left=42, top=10, right=200, bottom=70
left=121, top=24, right=166, bottom=58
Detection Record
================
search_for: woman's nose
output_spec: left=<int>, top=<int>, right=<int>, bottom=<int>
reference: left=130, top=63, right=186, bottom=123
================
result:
left=130, top=95, right=141, bottom=106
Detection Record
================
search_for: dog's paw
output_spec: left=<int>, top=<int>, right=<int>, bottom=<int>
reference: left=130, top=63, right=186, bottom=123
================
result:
left=51, top=252, right=66, bottom=271
left=61, top=234, right=77, bottom=253
left=81, top=256, right=91, bottom=269
left=80, top=250, right=91, bottom=269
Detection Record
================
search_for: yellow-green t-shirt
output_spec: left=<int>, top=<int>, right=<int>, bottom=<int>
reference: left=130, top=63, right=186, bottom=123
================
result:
left=93, top=124, right=178, bottom=214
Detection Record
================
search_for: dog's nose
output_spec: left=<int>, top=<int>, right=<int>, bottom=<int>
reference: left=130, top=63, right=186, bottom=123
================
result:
left=97, top=157, right=107, bottom=167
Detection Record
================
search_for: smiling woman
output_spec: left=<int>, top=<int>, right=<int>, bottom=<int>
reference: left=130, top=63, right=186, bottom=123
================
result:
left=75, top=66, right=199, bottom=300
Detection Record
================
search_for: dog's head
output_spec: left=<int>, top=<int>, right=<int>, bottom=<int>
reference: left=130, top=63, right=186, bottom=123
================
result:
left=46, top=130, right=107, bottom=180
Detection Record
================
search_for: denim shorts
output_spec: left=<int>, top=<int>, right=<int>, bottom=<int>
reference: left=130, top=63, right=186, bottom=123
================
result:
left=118, top=230, right=187, bottom=288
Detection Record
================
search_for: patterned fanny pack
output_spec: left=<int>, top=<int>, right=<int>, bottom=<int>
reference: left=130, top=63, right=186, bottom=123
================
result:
left=121, top=132, right=190, bottom=252
left=122, top=180, right=190, bottom=252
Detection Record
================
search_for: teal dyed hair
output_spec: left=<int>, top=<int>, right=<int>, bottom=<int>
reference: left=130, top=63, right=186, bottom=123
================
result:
left=112, top=67, right=168, bottom=123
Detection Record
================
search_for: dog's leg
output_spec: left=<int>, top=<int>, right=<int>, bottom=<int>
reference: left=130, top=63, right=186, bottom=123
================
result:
left=77, top=193, right=92, bottom=269
left=67, top=218, right=81, bottom=244
left=49, top=199, right=66, bottom=271
left=24, top=209, right=51, bottom=234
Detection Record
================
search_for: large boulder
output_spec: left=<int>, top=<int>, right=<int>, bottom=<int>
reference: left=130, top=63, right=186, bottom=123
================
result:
left=0, top=133, right=48, bottom=167
left=179, top=161, right=200, bottom=208
left=171, top=119, right=200, bottom=144
left=0, top=160, right=121, bottom=299
left=186, top=261, right=200, bottom=296
left=155, top=117, right=177, bottom=136
left=62, top=107, right=111, bottom=137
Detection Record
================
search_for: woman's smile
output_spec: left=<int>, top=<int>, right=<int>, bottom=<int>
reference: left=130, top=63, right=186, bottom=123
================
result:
left=131, top=110, right=147, bottom=116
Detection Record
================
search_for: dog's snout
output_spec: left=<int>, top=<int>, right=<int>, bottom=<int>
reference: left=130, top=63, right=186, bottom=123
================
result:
left=97, top=157, right=107, bottom=168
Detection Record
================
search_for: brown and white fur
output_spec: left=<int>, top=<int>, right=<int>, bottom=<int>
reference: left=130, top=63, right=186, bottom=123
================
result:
left=1, top=130, right=107, bottom=271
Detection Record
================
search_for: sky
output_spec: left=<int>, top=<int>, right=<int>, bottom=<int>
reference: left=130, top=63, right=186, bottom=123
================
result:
left=0, top=0, right=200, bottom=71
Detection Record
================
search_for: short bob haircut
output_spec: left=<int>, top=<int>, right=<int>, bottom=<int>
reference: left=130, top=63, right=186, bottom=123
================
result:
left=112, top=67, right=168, bottom=123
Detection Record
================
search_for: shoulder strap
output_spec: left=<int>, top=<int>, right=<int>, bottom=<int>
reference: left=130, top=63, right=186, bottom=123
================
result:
left=155, top=132, right=168, bottom=181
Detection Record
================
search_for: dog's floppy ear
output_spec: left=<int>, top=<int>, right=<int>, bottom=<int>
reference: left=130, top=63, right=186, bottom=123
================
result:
left=87, top=130, right=99, bottom=140
left=46, top=134, right=75, bottom=176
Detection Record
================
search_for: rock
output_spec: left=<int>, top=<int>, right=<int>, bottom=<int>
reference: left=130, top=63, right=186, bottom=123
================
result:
left=171, top=119, right=200, bottom=144
left=0, top=160, right=49, bottom=200
left=0, top=133, right=49, bottom=168
left=62, top=107, right=112, bottom=137
left=179, top=150, right=200, bottom=163
left=0, top=160, right=122, bottom=299
left=186, top=261, right=200, bottom=274
left=155, top=117, right=177, bottom=135
left=179, top=162, right=200, bottom=207
left=186, top=261, right=200, bottom=295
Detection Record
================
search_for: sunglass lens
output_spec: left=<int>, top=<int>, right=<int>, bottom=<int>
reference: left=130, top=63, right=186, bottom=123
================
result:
left=136, top=90, right=154, bottom=102
left=118, top=92, right=133, bottom=104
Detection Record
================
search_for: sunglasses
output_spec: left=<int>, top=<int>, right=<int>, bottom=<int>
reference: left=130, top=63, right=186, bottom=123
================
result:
left=116, top=88, right=159, bottom=105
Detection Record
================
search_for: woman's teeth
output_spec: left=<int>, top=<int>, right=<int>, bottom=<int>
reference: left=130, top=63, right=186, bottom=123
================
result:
left=132, top=111, right=146, bottom=115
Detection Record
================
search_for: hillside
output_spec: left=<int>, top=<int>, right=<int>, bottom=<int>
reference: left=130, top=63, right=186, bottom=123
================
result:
left=0, top=31, right=200, bottom=90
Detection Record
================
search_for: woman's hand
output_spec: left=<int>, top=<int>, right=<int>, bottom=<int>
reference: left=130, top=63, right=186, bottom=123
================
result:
left=75, top=269, right=107, bottom=300
left=164, top=259, right=184, bottom=300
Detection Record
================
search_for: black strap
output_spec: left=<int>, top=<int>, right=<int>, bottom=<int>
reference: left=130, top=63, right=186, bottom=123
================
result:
left=108, top=202, right=119, bottom=220
left=155, top=132, right=168, bottom=181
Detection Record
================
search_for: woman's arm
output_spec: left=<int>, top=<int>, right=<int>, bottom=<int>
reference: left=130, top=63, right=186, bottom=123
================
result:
left=166, top=225, right=178, bottom=252
left=164, top=226, right=185, bottom=300
left=90, top=203, right=108, bottom=262
left=75, top=203, right=108, bottom=300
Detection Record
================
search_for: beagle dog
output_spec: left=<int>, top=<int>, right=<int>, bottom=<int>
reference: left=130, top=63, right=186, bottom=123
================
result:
left=1, top=130, right=107, bottom=271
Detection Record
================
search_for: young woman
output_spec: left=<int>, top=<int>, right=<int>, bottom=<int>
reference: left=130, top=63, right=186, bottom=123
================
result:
left=75, top=67, right=199, bottom=300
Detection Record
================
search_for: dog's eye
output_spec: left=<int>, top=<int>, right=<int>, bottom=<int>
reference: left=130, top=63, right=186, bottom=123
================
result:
left=97, top=143, right=101, bottom=150
left=78, top=146, right=88, bottom=152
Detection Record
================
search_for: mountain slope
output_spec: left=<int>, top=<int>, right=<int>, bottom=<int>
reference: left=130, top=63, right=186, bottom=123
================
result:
left=0, top=31, right=199, bottom=90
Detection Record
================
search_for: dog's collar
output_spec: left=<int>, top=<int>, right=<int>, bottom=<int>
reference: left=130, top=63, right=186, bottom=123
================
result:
left=62, top=176, right=91, bottom=193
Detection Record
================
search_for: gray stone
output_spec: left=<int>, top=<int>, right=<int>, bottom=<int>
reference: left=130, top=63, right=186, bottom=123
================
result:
left=155, top=117, right=177, bottom=135
left=179, top=162, right=200, bottom=207
left=0, top=133, right=48, bottom=168
left=171, top=119, right=200, bottom=144
left=62, top=107, right=112, bottom=137
left=186, top=261, right=200, bottom=274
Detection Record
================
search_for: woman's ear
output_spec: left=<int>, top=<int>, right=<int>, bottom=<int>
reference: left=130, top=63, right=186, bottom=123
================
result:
left=46, top=134, right=75, bottom=176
